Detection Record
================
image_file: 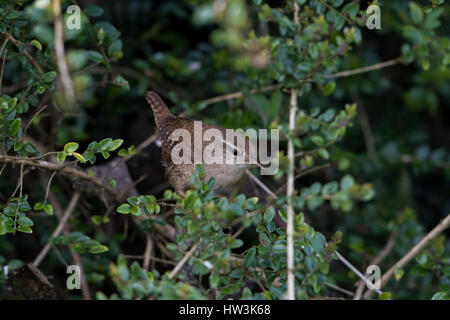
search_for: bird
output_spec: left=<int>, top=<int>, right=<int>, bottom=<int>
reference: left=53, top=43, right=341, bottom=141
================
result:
left=146, top=91, right=257, bottom=197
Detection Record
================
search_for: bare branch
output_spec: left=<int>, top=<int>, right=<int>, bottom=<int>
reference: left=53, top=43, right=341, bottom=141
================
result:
left=0, top=155, right=124, bottom=202
left=364, top=213, right=450, bottom=299
left=354, top=232, right=397, bottom=300
left=286, top=86, right=298, bottom=300
left=199, top=59, right=402, bottom=107
left=33, top=190, right=81, bottom=267
left=168, top=240, right=202, bottom=280
left=52, top=0, right=75, bottom=107
left=143, top=234, right=153, bottom=271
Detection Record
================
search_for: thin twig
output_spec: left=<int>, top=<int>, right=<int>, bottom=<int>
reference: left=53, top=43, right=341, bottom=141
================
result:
left=12, top=164, right=24, bottom=233
left=353, top=93, right=377, bottom=161
left=24, top=104, right=48, bottom=137
left=275, top=163, right=330, bottom=195
left=286, top=86, right=298, bottom=300
left=143, top=234, right=153, bottom=271
left=324, top=282, right=354, bottom=297
left=168, top=240, right=202, bottom=280
left=199, top=58, right=402, bottom=107
left=0, top=46, right=7, bottom=95
left=43, top=171, right=57, bottom=204
left=364, top=213, right=450, bottom=299
left=246, top=170, right=277, bottom=198
left=354, top=232, right=397, bottom=300
left=44, top=185, right=91, bottom=300
left=335, top=251, right=382, bottom=296
left=33, top=190, right=81, bottom=267
left=6, top=32, right=44, bottom=75
left=0, top=156, right=124, bottom=202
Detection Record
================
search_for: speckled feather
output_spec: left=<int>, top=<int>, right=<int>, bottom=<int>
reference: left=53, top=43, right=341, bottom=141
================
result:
left=146, top=91, right=253, bottom=197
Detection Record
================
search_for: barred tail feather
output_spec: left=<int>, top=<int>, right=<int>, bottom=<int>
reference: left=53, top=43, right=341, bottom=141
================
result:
left=146, top=91, right=173, bottom=128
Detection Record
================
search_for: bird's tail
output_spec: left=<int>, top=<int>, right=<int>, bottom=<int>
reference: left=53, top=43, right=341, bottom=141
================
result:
left=146, top=91, right=173, bottom=128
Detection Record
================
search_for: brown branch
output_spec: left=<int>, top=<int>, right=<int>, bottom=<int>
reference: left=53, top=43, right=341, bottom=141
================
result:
left=246, top=170, right=277, bottom=198
left=6, top=32, right=44, bottom=76
left=353, top=232, right=397, bottom=300
left=24, top=104, right=48, bottom=137
left=286, top=85, right=298, bottom=300
left=168, top=240, right=202, bottom=280
left=0, top=156, right=124, bottom=202
left=275, top=163, right=330, bottom=195
left=33, top=190, right=81, bottom=267
left=353, top=93, right=377, bottom=161
left=143, top=234, right=153, bottom=271
left=200, top=58, right=402, bottom=107
left=43, top=185, right=91, bottom=300
left=327, top=58, right=401, bottom=79
left=52, top=0, right=75, bottom=107
left=364, top=213, right=450, bottom=299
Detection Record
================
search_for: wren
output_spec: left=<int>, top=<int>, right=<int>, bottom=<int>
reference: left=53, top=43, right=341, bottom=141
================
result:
left=146, top=91, right=256, bottom=197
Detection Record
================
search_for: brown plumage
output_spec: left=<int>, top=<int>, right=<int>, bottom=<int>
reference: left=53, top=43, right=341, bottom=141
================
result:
left=146, top=91, right=255, bottom=197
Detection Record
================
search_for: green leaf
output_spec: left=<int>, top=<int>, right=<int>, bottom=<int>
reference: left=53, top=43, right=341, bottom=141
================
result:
left=244, top=247, right=257, bottom=268
left=378, top=292, right=391, bottom=300
left=18, top=215, right=33, bottom=227
left=317, top=148, right=329, bottom=160
left=108, top=40, right=123, bottom=60
left=34, top=202, right=45, bottom=210
left=107, top=139, right=123, bottom=151
left=24, top=143, right=39, bottom=155
left=17, top=225, right=33, bottom=233
left=42, top=71, right=57, bottom=83
left=409, top=2, right=423, bottom=25
left=431, top=292, right=447, bottom=300
left=323, top=109, right=335, bottom=122
left=230, top=239, right=243, bottom=249
left=85, top=5, right=104, bottom=17
left=92, top=216, right=103, bottom=225
left=394, top=268, right=404, bottom=281
left=112, top=75, right=129, bottom=90
left=146, top=204, right=155, bottom=215
left=98, top=138, right=112, bottom=151
left=263, top=207, right=275, bottom=223
left=57, top=151, right=66, bottom=164
left=342, top=2, right=359, bottom=19
left=130, top=205, right=141, bottom=216
left=117, top=204, right=132, bottom=214
left=31, top=39, right=42, bottom=51
left=323, top=82, right=336, bottom=96
left=86, top=51, right=104, bottom=63
left=89, top=245, right=109, bottom=254
left=311, top=135, right=324, bottom=146
left=8, top=259, right=23, bottom=270
left=72, top=152, right=86, bottom=163
left=44, top=204, right=54, bottom=215
left=340, top=175, right=355, bottom=190
left=101, top=151, right=110, bottom=159
left=8, top=118, right=21, bottom=136
left=229, top=269, right=243, bottom=279
left=64, top=142, right=79, bottom=154
left=209, top=273, right=220, bottom=288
